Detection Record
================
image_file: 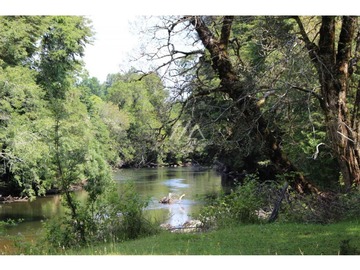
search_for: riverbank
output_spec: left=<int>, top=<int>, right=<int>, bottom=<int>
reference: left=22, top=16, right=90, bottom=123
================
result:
left=5, top=220, right=360, bottom=255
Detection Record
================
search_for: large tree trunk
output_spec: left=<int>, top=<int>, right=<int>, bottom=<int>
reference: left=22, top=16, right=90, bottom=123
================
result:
left=295, top=16, right=360, bottom=189
left=188, top=16, right=318, bottom=193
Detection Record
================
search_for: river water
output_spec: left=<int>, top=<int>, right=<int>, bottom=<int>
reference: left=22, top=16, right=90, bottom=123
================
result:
left=0, top=166, right=222, bottom=253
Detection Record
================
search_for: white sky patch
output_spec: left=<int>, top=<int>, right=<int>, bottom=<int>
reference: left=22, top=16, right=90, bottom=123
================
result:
left=83, top=14, right=140, bottom=82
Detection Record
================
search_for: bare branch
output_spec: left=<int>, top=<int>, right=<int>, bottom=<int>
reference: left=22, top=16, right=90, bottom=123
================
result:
left=292, top=16, right=320, bottom=66
left=289, top=85, right=324, bottom=104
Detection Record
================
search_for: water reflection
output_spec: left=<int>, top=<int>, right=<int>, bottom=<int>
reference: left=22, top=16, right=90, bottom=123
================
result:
left=0, top=195, right=62, bottom=222
left=167, top=202, right=189, bottom=226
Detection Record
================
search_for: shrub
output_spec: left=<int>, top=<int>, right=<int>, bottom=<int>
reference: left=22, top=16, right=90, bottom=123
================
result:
left=44, top=180, right=159, bottom=249
left=94, top=181, right=159, bottom=242
left=198, top=174, right=266, bottom=228
left=279, top=188, right=360, bottom=224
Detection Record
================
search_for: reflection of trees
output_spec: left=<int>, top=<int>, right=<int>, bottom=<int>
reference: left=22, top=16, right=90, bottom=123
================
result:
left=0, top=190, right=93, bottom=222
left=39, top=195, right=63, bottom=218
left=0, top=195, right=63, bottom=221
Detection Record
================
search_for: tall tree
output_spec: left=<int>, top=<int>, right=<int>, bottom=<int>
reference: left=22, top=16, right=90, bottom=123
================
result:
left=294, top=16, right=360, bottom=189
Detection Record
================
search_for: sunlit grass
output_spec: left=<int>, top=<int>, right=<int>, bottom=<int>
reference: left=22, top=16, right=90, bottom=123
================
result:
left=57, top=220, right=360, bottom=255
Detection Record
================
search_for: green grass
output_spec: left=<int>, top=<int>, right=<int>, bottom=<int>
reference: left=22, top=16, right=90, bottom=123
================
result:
left=57, top=220, right=360, bottom=255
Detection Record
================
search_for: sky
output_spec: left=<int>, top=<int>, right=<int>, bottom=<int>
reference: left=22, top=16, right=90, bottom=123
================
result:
left=83, top=14, right=140, bottom=82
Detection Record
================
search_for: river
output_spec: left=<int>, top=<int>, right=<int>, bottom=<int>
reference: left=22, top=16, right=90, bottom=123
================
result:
left=0, top=166, right=222, bottom=253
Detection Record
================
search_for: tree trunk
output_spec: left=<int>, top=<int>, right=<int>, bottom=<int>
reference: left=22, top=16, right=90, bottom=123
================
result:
left=188, top=16, right=318, bottom=193
left=295, top=16, right=360, bottom=189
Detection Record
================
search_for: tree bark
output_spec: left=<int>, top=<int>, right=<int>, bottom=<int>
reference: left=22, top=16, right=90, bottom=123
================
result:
left=188, top=16, right=318, bottom=193
left=295, top=16, right=360, bottom=189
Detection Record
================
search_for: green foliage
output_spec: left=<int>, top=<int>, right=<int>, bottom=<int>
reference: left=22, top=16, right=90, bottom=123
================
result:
left=44, top=181, right=157, bottom=248
left=77, top=74, right=104, bottom=98
left=36, top=16, right=93, bottom=99
left=89, top=96, right=132, bottom=165
left=0, top=66, right=53, bottom=197
left=0, top=16, right=45, bottom=67
left=105, top=71, right=172, bottom=166
left=280, top=100, right=340, bottom=189
left=179, top=15, right=341, bottom=189
left=0, top=219, right=22, bottom=236
left=102, top=181, right=158, bottom=241
left=41, top=88, right=120, bottom=246
left=0, top=15, right=160, bottom=250
left=279, top=189, right=360, bottom=224
left=198, top=175, right=266, bottom=228
left=0, top=16, right=97, bottom=198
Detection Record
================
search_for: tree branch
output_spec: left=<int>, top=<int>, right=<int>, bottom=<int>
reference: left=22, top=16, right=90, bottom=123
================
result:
left=289, top=85, right=324, bottom=105
left=292, top=16, right=320, bottom=66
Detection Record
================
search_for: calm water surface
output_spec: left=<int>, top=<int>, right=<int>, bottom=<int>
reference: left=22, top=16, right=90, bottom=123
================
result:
left=0, top=167, right=222, bottom=252
left=114, top=167, right=222, bottom=226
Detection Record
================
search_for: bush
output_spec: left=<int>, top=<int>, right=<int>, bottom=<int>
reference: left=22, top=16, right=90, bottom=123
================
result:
left=279, top=188, right=360, bottom=224
left=198, top=174, right=266, bottom=228
left=44, top=181, right=159, bottom=249
left=94, top=181, right=159, bottom=242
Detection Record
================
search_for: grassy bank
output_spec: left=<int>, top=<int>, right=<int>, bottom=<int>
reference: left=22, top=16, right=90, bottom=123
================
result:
left=48, top=220, right=360, bottom=255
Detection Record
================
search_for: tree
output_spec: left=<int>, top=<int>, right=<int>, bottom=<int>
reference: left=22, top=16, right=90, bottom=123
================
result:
left=0, top=66, right=53, bottom=197
left=0, top=16, right=46, bottom=68
left=105, top=70, right=172, bottom=166
left=294, top=16, right=360, bottom=189
left=140, top=16, right=318, bottom=193
left=36, top=16, right=93, bottom=99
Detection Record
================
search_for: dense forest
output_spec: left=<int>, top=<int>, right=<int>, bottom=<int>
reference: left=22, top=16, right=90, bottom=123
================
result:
left=1, top=15, right=360, bottom=248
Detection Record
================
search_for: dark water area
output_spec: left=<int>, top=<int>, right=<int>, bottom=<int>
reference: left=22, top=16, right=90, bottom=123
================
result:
left=0, top=166, right=222, bottom=253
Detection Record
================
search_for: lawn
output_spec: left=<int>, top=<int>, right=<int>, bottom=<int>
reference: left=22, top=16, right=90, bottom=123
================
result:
left=61, top=220, right=360, bottom=255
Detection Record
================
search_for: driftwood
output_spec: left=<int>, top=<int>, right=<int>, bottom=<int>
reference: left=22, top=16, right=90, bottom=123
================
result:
left=159, top=193, right=185, bottom=204
left=0, top=195, right=29, bottom=203
left=268, top=181, right=289, bottom=223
